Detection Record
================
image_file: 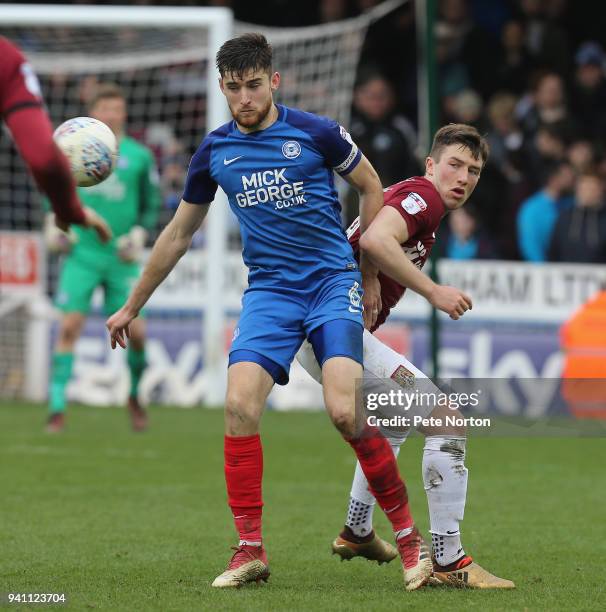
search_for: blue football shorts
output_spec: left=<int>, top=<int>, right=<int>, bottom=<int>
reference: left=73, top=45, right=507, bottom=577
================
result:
left=229, top=271, right=364, bottom=384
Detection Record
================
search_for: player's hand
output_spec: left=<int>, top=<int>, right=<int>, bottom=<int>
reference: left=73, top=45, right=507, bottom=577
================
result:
left=362, top=273, right=382, bottom=330
left=82, top=207, right=112, bottom=243
left=117, top=226, right=147, bottom=262
left=429, top=285, right=473, bottom=320
left=45, top=213, right=76, bottom=254
left=106, top=306, right=136, bottom=349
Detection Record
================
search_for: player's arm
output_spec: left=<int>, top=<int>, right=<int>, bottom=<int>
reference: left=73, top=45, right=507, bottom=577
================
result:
left=0, top=38, right=112, bottom=241
left=341, top=154, right=384, bottom=328
left=359, top=206, right=473, bottom=320
left=107, top=200, right=209, bottom=348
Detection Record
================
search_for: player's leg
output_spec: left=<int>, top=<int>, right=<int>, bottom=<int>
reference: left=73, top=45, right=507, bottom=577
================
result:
left=126, top=318, right=147, bottom=431
left=318, top=350, right=431, bottom=591
left=356, top=332, right=514, bottom=588
left=47, top=256, right=97, bottom=432
left=305, top=275, right=431, bottom=592
left=213, top=287, right=304, bottom=588
left=105, top=260, right=148, bottom=431
left=332, top=331, right=425, bottom=557
left=211, top=360, right=275, bottom=589
left=417, top=410, right=514, bottom=588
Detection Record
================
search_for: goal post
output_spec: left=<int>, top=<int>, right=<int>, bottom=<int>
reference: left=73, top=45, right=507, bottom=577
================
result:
left=0, top=4, right=233, bottom=404
left=0, top=1, right=408, bottom=407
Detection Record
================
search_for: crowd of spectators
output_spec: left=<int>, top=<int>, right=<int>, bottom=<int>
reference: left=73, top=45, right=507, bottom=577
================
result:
left=6, top=0, right=606, bottom=263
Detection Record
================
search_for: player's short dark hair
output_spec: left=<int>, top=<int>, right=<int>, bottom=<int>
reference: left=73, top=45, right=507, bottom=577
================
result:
left=216, top=33, right=273, bottom=78
left=430, top=123, right=489, bottom=166
left=87, top=82, right=125, bottom=111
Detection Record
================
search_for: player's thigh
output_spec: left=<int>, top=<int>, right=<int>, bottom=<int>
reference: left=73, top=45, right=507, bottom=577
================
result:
left=103, top=261, right=141, bottom=317
left=304, top=271, right=364, bottom=334
left=230, top=287, right=306, bottom=386
left=55, top=255, right=101, bottom=315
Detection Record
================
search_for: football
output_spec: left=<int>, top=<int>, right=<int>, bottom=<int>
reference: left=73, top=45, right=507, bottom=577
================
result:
left=53, top=116, right=118, bottom=187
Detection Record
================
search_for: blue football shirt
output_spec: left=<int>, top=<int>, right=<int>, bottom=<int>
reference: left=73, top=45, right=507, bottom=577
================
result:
left=183, top=104, right=361, bottom=285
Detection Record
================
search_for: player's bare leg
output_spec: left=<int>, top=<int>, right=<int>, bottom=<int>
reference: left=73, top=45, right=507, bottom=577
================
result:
left=212, top=362, right=272, bottom=588
left=47, top=311, right=86, bottom=433
left=126, top=318, right=148, bottom=432
left=322, top=356, right=431, bottom=591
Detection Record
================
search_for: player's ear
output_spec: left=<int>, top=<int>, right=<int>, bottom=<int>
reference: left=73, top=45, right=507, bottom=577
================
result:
left=270, top=71, right=280, bottom=92
left=425, top=156, right=434, bottom=177
left=218, top=77, right=225, bottom=94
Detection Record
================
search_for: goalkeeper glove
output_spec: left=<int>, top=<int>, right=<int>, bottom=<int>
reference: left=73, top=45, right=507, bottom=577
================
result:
left=44, top=213, right=77, bottom=254
left=117, top=226, right=147, bottom=263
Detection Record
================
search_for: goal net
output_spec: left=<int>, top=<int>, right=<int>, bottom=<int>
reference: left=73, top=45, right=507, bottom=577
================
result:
left=0, top=1, right=406, bottom=406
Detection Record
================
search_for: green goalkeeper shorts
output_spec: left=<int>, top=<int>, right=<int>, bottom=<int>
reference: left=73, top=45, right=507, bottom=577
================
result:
left=55, top=253, right=143, bottom=317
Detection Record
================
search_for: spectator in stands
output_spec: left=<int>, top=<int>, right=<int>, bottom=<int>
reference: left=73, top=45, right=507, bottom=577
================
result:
left=517, top=160, right=575, bottom=261
left=549, top=172, right=606, bottom=263
left=349, top=70, right=420, bottom=186
left=567, top=139, right=597, bottom=175
left=515, top=0, right=571, bottom=76
left=443, top=205, right=499, bottom=260
left=569, top=41, right=606, bottom=145
left=495, top=20, right=535, bottom=96
left=519, top=71, right=578, bottom=145
left=485, top=92, right=526, bottom=186
left=445, top=88, right=486, bottom=131
left=436, top=0, right=500, bottom=98
left=526, top=125, right=568, bottom=191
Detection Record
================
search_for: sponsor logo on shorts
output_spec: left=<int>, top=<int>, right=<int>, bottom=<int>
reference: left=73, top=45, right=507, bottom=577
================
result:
left=348, top=281, right=362, bottom=314
left=391, top=365, right=415, bottom=389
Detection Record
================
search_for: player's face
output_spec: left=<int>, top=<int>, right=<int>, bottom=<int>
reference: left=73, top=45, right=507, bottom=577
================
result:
left=425, top=144, right=483, bottom=210
left=90, top=97, right=126, bottom=137
left=220, top=69, right=279, bottom=132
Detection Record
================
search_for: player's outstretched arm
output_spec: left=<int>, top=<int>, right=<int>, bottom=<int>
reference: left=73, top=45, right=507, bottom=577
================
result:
left=342, top=154, right=384, bottom=329
left=107, top=199, right=209, bottom=348
left=360, top=206, right=472, bottom=320
left=5, top=107, right=112, bottom=242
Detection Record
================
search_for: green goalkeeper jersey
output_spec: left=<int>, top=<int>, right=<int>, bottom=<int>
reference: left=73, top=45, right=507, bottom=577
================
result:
left=71, top=135, right=161, bottom=257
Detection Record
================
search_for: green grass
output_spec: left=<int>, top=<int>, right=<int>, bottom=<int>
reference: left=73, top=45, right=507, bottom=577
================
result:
left=1, top=403, right=605, bottom=611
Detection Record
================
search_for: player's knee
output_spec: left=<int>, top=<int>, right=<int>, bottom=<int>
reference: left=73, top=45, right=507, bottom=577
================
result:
left=58, top=318, right=82, bottom=346
left=329, top=408, right=356, bottom=438
left=224, top=392, right=261, bottom=429
left=445, top=409, right=467, bottom=437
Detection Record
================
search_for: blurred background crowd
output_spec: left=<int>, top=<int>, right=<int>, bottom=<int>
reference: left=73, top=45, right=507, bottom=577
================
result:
left=9, top=0, right=606, bottom=263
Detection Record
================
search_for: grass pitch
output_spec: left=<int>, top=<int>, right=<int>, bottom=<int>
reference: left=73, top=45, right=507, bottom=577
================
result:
left=1, top=403, right=605, bottom=611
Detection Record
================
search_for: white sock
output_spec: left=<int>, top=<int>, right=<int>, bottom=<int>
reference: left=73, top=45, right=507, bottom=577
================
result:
left=346, top=441, right=402, bottom=537
left=423, top=436, right=468, bottom=566
left=238, top=540, right=262, bottom=547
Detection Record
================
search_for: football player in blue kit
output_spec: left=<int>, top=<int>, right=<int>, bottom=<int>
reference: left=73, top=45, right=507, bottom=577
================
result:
left=106, top=33, right=433, bottom=591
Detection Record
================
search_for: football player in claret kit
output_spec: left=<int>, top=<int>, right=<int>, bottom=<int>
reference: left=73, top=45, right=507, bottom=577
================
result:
left=298, top=123, right=515, bottom=588
left=0, top=37, right=111, bottom=238
left=107, top=32, right=435, bottom=591
left=46, top=83, right=161, bottom=433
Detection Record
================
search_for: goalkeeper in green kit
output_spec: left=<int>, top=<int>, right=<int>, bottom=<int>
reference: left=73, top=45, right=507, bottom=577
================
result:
left=45, top=83, right=161, bottom=433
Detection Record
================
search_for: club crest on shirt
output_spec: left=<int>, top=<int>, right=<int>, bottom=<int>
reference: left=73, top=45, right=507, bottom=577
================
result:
left=282, top=140, right=301, bottom=159
left=401, top=192, right=427, bottom=215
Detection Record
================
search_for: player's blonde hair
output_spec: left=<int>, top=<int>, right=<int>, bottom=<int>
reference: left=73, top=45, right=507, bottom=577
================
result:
left=87, top=82, right=125, bottom=111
